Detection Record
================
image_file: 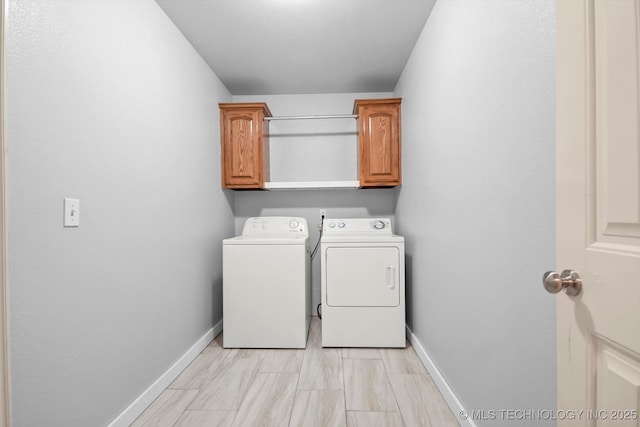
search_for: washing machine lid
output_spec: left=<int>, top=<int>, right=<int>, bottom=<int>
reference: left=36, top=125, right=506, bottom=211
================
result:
left=224, top=234, right=309, bottom=245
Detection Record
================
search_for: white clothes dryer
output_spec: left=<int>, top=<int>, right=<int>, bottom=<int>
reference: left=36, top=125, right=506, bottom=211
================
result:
left=321, top=218, right=405, bottom=347
left=223, top=217, right=310, bottom=348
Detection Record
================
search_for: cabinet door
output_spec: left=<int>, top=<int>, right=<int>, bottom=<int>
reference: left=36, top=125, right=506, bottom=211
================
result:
left=220, top=104, right=270, bottom=189
left=356, top=100, right=401, bottom=187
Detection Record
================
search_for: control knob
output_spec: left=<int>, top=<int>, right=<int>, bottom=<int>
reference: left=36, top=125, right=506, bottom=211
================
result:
left=372, top=220, right=386, bottom=230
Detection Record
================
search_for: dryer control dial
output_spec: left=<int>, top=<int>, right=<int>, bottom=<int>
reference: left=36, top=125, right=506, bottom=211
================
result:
left=338, top=222, right=345, bottom=228
left=289, top=219, right=299, bottom=229
left=372, top=220, right=386, bottom=230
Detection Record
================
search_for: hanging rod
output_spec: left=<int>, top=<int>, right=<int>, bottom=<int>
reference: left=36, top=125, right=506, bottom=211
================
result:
left=264, top=114, right=357, bottom=121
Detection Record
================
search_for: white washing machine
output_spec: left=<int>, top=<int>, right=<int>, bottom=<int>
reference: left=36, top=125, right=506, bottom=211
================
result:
left=223, top=217, right=310, bottom=348
left=321, top=218, right=405, bottom=348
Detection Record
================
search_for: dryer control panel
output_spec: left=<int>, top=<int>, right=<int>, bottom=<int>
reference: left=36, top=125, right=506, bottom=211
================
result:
left=323, top=218, right=392, bottom=234
left=242, top=217, right=308, bottom=235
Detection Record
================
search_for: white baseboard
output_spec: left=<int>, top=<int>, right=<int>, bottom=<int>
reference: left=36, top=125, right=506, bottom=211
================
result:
left=107, top=319, right=223, bottom=427
left=405, top=325, right=476, bottom=427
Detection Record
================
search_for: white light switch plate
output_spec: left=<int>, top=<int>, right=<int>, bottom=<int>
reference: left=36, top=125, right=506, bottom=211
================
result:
left=64, top=198, right=79, bottom=227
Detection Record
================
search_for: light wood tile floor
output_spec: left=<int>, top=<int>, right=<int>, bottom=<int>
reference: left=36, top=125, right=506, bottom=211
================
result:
left=131, top=317, right=460, bottom=427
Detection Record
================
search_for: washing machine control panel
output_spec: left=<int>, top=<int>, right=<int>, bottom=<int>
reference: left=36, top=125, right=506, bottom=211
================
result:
left=242, top=217, right=308, bottom=235
left=323, top=218, right=392, bottom=234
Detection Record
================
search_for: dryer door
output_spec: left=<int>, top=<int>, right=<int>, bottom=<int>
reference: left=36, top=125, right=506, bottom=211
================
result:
left=326, top=246, right=400, bottom=307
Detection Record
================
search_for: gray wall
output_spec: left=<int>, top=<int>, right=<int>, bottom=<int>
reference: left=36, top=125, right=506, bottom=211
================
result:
left=393, top=0, right=556, bottom=425
left=6, top=0, right=234, bottom=425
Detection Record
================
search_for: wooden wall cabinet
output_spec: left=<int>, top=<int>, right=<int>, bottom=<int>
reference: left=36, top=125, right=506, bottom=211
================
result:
left=219, top=103, right=271, bottom=189
left=219, top=99, right=401, bottom=190
left=353, top=98, right=402, bottom=187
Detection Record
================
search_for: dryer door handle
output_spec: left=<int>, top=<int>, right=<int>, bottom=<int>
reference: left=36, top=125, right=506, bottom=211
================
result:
left=386, top=266, right=396, bottom=289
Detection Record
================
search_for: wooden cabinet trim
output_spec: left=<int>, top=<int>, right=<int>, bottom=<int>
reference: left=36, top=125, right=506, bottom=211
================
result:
left=352, top=98, right=402, bottom=114
left=219, top=102, right=272, bottom=117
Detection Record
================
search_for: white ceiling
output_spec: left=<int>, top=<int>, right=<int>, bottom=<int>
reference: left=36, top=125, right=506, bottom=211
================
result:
left=155, top=0, right=436, bottom=95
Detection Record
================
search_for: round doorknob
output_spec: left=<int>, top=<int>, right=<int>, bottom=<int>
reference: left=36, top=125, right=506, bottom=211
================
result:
left=543, top=270, right=582, bottom=296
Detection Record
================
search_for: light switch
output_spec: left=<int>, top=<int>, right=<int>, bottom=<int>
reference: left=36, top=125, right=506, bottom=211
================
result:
left=64, top=198, right=80, bottom=227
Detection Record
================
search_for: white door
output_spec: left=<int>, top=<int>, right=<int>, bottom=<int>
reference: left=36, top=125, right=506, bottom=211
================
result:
left=556, top=0, right=640, bottom=425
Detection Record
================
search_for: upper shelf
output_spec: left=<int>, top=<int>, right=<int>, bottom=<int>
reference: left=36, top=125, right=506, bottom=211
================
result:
left=264, top=181, right=360, bottom=190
